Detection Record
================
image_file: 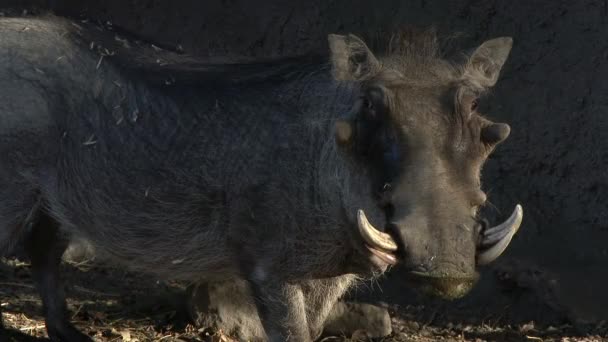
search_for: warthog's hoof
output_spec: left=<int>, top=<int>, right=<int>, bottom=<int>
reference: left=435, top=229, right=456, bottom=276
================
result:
left=62, top=240, right=98, bottom=264
left=187, top=281, right=392, bottom=340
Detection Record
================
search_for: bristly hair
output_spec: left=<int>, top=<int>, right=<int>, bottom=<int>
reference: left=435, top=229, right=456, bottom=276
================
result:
left=352, top=26, right=467, bottom=85
left=361, top=25, right=467, bottom=62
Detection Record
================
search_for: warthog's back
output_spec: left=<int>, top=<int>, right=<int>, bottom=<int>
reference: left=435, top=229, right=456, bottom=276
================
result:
left=0, top=16, right=345, bottom=281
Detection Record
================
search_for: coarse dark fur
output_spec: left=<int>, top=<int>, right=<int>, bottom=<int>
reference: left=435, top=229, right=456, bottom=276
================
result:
left=0, top=15, right=514, bottom=341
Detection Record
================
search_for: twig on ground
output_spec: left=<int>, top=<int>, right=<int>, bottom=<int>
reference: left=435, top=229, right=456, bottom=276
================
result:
left=73, top=285, right=120, bottom=297
left=19, top=325, right=45, bottom=331
left=0, top=282, right=35, bottom=289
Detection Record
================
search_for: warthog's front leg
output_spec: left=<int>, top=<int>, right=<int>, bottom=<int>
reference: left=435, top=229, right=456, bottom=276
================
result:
left=302, top=277, right=355, bottom=340
left=247, top=277, right=310, bottom=341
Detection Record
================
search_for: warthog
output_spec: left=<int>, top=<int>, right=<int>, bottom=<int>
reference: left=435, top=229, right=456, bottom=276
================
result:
left=0, top=15, right=522, bottom=341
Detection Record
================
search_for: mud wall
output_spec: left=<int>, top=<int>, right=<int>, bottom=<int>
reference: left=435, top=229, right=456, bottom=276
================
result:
left=4, top=0, right=608, bottom=323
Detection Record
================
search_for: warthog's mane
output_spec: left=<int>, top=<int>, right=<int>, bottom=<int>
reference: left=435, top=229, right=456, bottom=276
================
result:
left=16, top=15, right=482, bottom=91
left=62, top=15, right=470, bottom=88
left=51, top=14, right=326, bottom=85
left=358, top=27, right=469, bottom=87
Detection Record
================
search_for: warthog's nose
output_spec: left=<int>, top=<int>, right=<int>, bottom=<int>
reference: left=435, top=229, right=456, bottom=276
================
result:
left=388, top=214, right=480, bottom=300
left=405, top=271, right=479, bottom=300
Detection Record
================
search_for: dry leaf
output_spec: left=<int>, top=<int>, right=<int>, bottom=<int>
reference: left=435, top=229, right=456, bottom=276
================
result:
left=120, top=329, right=132, bottom=341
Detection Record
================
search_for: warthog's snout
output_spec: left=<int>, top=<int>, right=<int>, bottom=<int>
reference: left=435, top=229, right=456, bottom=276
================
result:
left=404, top=271, right=480, bottom=300
left=356, top=205, right=523, bottom=300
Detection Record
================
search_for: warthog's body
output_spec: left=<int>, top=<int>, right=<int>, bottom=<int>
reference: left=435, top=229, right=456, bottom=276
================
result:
left=0, top=16, right=521, bottom=341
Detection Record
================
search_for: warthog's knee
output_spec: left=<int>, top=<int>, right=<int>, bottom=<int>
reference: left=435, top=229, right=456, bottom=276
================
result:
left=188, top=281, right=392, bottom=340
left=322, top=301, right=392, bottom=339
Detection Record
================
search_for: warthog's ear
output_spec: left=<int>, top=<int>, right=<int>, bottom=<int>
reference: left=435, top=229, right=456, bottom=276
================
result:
left=465, top=37, right=513, bottom=88
left=328, top=34, right=381, bottom=81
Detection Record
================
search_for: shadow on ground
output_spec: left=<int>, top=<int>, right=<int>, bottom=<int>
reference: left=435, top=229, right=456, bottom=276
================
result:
left=2, top=258, right=606, bottom=341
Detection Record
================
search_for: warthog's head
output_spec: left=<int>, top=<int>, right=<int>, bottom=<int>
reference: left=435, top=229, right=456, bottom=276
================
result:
left=329, top=31, right=522, bottom=299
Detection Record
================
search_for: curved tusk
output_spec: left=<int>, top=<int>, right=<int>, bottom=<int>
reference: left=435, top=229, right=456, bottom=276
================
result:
left=357, top=209, right=398, bottom=252
left=477, top=204, right=523, bottom=265
left=480, top=204, right=522, bottom=247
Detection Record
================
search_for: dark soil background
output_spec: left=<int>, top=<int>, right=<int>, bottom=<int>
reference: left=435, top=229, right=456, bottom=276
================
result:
left=1, top=0, right=607, bottom=340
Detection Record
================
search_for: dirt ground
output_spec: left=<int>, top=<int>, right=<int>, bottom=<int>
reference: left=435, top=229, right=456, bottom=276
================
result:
left=1, top=257, right=606, bottom=342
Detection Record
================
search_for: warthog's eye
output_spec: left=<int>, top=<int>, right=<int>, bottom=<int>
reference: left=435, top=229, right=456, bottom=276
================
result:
left=361, top=86, right=388, bottom=119
left=364, top=102, right=377, bottom=120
